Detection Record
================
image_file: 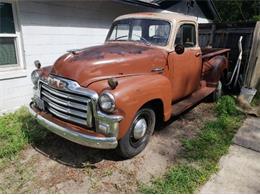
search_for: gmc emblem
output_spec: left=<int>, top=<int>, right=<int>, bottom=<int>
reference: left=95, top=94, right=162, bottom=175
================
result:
left=47, top=77, right=65, bottom=89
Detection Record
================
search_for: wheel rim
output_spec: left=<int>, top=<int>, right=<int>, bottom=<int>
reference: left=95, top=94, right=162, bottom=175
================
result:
left=129, top=111, right=152, bottom=148
left=133, top=118, right=147, bottom=139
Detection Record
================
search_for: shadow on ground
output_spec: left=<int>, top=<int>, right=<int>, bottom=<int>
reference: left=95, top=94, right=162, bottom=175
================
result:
left=31, top=101, right=205, bottom=169
left=32, top=133, right=121, bottom=168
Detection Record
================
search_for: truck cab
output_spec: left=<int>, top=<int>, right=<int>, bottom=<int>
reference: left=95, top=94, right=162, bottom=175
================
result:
left=30, top=12, right=229, bottom=158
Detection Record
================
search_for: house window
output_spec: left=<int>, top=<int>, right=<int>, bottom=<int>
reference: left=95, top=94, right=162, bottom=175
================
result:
left=0, top=2, right=22, bottom=68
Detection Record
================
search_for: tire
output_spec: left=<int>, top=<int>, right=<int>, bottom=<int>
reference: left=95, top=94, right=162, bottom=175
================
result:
left=211, top=81, right=222, bottom=102
left=117, top=108, right=156, bottom=159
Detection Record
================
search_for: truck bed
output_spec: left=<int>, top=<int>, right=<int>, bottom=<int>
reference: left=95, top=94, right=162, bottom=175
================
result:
left=201, top=48, right=230, bottom=59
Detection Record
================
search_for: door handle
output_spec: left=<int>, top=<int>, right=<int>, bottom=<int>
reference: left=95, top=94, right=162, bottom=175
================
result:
left=195, top=52, right=201, bottom=57
left=151, top=67, right=164, bottom=73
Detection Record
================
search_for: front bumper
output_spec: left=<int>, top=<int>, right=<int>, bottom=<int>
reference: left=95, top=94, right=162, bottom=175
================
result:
left=29, top=103, right=118, bottom=149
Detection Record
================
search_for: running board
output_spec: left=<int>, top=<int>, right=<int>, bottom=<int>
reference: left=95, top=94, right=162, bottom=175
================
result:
left=172, top=87, right=215, bottom=116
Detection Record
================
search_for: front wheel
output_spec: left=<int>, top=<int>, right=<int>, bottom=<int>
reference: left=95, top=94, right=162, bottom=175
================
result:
left=117, top=108, right=156, bottom=159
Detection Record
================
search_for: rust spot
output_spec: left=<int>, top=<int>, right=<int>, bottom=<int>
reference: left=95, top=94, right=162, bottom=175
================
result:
left=68, top=43, right=150, bottom=62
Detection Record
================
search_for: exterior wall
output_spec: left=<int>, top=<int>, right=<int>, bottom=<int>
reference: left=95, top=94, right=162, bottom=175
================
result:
left=0, top=0, right=210, bottom=113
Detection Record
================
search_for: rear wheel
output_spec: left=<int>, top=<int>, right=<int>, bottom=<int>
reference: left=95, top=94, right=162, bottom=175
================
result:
left=117, top=108, right=156, bottom=159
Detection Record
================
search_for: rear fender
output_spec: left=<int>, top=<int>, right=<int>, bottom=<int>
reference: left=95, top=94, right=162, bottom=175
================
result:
left=202, top=55, right=228, bottom=86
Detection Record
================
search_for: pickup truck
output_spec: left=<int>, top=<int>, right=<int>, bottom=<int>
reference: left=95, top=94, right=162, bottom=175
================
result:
left=29, top=12, right=230, bottom=158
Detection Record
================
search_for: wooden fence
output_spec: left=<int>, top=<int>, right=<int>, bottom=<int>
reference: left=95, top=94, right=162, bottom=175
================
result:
left=199, top=22, right=257, bottom=83
left=245, top=22, right=260, bottom=89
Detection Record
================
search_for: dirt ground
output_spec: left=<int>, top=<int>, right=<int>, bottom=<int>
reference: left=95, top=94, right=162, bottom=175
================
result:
left=0, top=102, right=216, bottom=193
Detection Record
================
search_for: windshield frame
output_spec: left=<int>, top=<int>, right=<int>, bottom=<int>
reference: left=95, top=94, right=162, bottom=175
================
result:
left=105, top=18, right=172, bottom=47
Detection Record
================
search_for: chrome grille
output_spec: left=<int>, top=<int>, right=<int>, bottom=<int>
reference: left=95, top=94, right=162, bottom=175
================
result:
left=40, top=83, right=91, bottom=127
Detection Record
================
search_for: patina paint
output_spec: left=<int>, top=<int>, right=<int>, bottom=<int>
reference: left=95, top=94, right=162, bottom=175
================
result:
left=31, top=12, right=230, bottom=144
left=50, top=42, right=168, bottom=87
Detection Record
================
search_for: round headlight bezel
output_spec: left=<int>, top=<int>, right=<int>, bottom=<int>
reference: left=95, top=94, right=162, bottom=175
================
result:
left=98, top=92, right=116, bottom=113
left=31, top=70, right=40, bottom=86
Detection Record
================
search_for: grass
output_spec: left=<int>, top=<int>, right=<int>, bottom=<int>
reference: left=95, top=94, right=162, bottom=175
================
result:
left=0, top=96, right=246, bottom=193
left=0, top=159, right=36, bottom=193
left=140, top=96, right=244, bottom=193
left=252, top=92, right=260, bottom=107
left=0, top=106, right=48, bottom=160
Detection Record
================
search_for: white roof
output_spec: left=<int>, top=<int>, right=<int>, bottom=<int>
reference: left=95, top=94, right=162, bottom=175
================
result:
left=115, top=12, right=197, bottom=23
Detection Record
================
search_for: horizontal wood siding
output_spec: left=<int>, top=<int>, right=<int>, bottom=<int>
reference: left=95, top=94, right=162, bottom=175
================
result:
left=20, top=1, right=155, bottom=68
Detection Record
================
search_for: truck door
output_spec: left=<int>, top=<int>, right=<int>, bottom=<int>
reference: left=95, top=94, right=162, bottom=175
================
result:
left=169, top=23, right=202, bottom=102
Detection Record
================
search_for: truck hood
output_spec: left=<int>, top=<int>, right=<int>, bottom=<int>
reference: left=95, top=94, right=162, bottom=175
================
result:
left=50, top=42, right=168, bottom=87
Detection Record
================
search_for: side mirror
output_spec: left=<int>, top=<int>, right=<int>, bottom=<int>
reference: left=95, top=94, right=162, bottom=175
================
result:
left=175, top=44, right=185, bottom=55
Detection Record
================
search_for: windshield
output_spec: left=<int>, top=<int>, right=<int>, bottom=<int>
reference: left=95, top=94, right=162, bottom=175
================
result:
left=106, top=19, right=171, bottom=46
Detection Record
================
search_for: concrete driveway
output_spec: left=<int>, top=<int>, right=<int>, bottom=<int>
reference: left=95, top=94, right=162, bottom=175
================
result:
left=200, top=117, right=260, bottom=193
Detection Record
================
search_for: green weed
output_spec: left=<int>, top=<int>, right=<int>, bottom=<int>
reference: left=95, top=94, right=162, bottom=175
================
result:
left=140, top=96, right=244, bottom=193
left=0, top=107, right=48, bottom=159
left=252, top=92, right=260, bottom=107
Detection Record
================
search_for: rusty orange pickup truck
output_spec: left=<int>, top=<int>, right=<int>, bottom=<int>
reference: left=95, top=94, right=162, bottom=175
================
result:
left=29, top=12, right=230, bottom=158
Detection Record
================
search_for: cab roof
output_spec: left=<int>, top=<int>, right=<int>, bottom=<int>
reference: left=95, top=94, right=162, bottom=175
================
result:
left=114, top=12, right=198, bottom=23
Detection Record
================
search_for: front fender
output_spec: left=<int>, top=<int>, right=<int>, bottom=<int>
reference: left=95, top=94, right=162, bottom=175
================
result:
left=88, top=74, right=172, bottom=139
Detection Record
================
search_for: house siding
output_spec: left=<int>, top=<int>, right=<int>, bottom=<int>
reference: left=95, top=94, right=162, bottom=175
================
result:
left=19, top=1, right=156, bottom=68
left=0, top=0, right=210, bottom=113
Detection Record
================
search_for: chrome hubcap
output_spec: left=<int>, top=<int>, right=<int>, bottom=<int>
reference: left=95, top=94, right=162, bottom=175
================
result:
left=133, top=118, right=147, bottom=140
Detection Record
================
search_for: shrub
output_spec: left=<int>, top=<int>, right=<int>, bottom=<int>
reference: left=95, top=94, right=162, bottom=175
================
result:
left=216, top=96, right=239, bottom=116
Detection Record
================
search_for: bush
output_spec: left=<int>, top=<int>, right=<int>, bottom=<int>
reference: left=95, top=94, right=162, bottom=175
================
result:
left=216, top=96, right=239, bottom=116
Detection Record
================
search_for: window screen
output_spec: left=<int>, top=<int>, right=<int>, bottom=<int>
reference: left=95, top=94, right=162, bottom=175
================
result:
left=0, top=37, right=17, bottom=65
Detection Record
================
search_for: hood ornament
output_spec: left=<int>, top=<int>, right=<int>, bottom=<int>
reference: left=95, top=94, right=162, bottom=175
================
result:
left=67, top=47, right=86, bottom=55
left=67, top=49, right=80, bottom=55
left=47, top=76, right=66, bottom=89
left=64, top=49, right=82, bottom=61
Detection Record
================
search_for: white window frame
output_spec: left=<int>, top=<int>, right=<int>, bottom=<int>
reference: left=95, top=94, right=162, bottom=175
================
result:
left=0, top=0, right=25, bottom=79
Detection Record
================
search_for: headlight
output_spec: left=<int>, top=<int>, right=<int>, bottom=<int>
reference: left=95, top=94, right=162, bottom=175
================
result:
left=31, top=70, right=40, bottom=86
left=99, top=92, right=115, bottom=113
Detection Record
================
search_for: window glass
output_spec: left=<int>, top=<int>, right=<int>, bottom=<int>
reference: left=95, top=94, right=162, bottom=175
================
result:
left=109, top=24, right=129, bottom=41
left=0, top=37, right=17, bottom=65
left=107, top=19, right=171, bottom=46
left=148, top=24, right=170, bottom=46
left=149, top=24, right=170, bottom=38
left=0, top=2, right=15, bottom=33
left=132, top=25, right=142, bottom=41
left=175, top=24, right=196, bottom=47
